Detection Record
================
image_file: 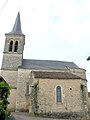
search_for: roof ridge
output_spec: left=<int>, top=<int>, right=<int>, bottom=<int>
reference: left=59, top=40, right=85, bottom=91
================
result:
left=23, top=59, right=74, bottom=63
left=22, top=59, right=79, bottom=69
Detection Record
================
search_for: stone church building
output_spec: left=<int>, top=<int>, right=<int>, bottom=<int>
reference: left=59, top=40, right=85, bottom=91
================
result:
left=1, top=12, right=90, bottom=118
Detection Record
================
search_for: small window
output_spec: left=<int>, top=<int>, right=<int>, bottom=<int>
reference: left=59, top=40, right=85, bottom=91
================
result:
left=26, top=82, right=29, bottom=95
left=56, top=86, right=62, bottom=102
left=14, top=41, right=18, bottom=52
left=70, top=87, right=72, bottom=90
left=9, top=41, right=13, bottom=52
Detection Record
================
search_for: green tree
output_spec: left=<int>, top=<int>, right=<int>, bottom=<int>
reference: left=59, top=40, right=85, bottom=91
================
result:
left=0, top=77, right=10, bottom=120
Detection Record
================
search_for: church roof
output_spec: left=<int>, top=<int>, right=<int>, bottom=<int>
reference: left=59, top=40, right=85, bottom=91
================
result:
left=33, top=71, right=81, bottom=79
left=21, top=59, right=79, bottom=70
left=7, top=12, right=23, bottom=35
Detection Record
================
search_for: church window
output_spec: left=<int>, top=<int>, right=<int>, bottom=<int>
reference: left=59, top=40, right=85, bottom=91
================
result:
left=14, top=41, right=18, bottom=52
left=9, top=41, right=13, bottom=52
left=56, top=86, right=62, bottom=102
left=26, top=82, right=29, bottom=96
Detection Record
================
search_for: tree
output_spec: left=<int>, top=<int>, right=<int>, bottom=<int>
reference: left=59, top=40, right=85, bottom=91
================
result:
left=0, top=77, right=11, bottom=120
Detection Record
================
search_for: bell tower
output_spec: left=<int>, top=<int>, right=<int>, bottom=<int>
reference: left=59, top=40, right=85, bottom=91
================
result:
left=1, top=12, right=25, bottom=111
left=1, top=12, right=25, bottom=70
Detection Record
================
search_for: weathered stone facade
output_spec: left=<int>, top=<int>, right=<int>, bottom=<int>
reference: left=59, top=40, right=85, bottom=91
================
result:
left=1, top=70, right=18, bottom=111
left=2, top=34, right=25, bottom=70
left=37, top=78, right=83, bottom=113
left=1, top=12, right=90, bottom=119
left=14, top=69, right=89, bottom=119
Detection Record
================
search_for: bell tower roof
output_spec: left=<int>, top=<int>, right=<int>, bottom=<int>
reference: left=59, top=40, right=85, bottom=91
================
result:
left=8, top=12, right=23, bottom=35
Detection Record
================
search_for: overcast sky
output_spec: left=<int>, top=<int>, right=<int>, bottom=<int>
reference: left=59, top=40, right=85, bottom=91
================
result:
left=0, top=0, right=90, bottom=91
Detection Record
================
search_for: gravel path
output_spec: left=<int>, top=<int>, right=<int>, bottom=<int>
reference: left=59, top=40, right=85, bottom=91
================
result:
left=11, top=112, right=69, bottom=120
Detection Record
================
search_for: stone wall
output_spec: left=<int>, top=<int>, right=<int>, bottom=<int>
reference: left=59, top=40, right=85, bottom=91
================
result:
left=34, top=78, right=89, bottom=119
left=1, top=70, right=17, bottom=87
left=35, top=78, right=82, bottom=113
left=1, top=53, right=23, bottom=70
left=1, top=70, right=18, bottom=110
left=70, top=68, right=86, bottom=79
left=1, top=34, right=25, bottom=70
left=16, top=69, right=32, bottom=111
left=4, top=34, right=25, bottom=53
left=7, top=88, right=17, bottom=111
left=15, top=68, right=88, bottom=113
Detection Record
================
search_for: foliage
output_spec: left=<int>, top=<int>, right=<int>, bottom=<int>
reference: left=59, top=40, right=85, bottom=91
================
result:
left=0, top=77, right=11, bottom=120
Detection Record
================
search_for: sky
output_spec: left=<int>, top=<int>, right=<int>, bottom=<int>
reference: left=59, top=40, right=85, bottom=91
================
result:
left=0, top=0, right=90, bottom=90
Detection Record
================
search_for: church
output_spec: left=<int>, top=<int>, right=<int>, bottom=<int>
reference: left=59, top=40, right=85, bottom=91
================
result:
left=1, top=12, right=90, bottom=119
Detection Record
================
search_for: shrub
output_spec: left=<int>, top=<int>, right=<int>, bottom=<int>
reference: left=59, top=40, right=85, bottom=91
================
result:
left=0, top=77, right=10, bottom=120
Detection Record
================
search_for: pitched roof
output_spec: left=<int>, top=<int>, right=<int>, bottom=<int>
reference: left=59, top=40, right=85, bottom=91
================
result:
left=21, top=59, right=79, bottom=70
left=7, top=12, right=23, bottom=35
left=33, top=71, right=81, bottom=79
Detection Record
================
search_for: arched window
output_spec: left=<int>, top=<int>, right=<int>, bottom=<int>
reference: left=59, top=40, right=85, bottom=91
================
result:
left=56, top=86, right=62, bottom=102
left=26, top=82, right=29, bottom=95
left=14, top=41, right=18, bottom=52
left=9, top=41, right=13, bottom=52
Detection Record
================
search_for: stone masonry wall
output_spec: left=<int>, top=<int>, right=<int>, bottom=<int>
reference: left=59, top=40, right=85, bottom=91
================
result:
left=4, top=34, right=25, bottom=53
left=1, top=70, right=18, bottom=111
left=70, top=68, right=86, bottom=79
left=7, top=88, right=17, bottom=111
left=15, top=68, right=88, bottom=116
left=16, top=69, right=32, bottom=111
left=1, top=70, right=17, bottom=87
left=1, top=53, right=23, bottom=70
left=2, top=34, right=25, bottom=70
left=35, top=78, right=83, bottom=113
